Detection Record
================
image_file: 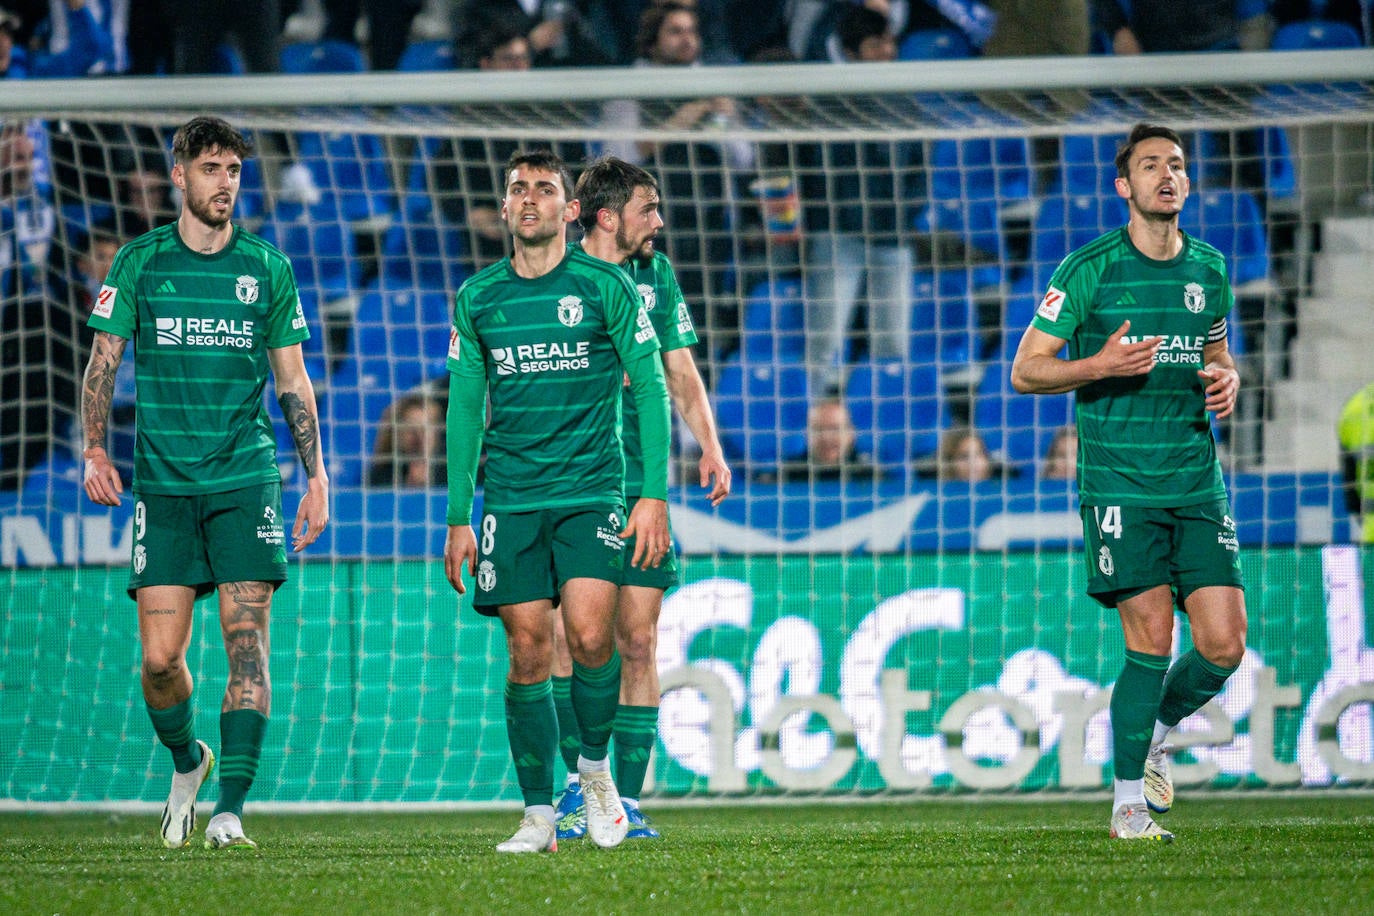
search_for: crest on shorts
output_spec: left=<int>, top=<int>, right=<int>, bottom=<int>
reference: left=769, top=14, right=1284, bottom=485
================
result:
left=1183, top=282, right=1205, bottom=314
left=557, top=295, right=583, bottom=327
left=637, top=283, right=656, bottom=311
left=133, top=544, right=147, bottom=575
left=1097, top=544, right=1114, bottom=577
left=236, top=275, right=260, bottom=305
left=477, top=559, right=496, bottom=592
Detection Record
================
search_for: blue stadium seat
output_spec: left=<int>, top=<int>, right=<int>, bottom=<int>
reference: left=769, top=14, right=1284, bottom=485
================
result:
left=898, top=28, right=974, bottom=60
left=1270, top=20, right=1363, bottom=51
left=353, top=286, right=453, bottom=381
left=1194, top=128, right=1298, bottom=204
left=397, top=40, right=456, bottom=71
left=1178, top=188, right=1272, bottom=292
left=257, top=196, right=359, bottom=303
left=713, top=359, right=809, bottom=471
left=920, top=133, right=1031, bottom=259
left=739, top=276, right=805, bottom=361
left=974, top=335, right=1072, bottom=470
left=378, top=193, right=470, bottom=292
left=1030, top=194, right=1127, bottom=289
left=910, top=269, right=976, bottom=367
left=280, top=40, right=368, bottom=75
left=1054, top=133, right=1124, bottom=196
left=845, top=359, right=948, bottom=466
left=293, top=129, right=397, bottom=225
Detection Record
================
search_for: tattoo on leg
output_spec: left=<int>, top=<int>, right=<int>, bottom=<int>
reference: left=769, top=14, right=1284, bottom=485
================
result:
left=277, top=392, right=320, bottom=479
left=144, top=607, right=179, bottom=616
left=223, top=582, right=271, bottom=712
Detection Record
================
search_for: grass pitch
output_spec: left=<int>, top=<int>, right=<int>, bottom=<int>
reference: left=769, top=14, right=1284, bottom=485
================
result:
left=2, top=796, right=1372, bottom=914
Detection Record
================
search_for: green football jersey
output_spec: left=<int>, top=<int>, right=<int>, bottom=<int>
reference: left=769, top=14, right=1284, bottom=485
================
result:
left=1030, top=228, right=1232, bottom=507
left=448, top=245, right=662, bottom=512
left=87, top=223, right=308, bottom=495
left=619, top=249, right=698, bottom=497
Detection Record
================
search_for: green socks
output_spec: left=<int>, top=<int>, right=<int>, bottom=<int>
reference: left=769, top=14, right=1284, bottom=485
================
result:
left=1110, top=650, right=1169, bottom=781
left=572, top=653, right=622, bottom=762
left=504, top=679, right=557, bottom=808
left=1158, top=649, right=1238, bottom=728
left=212, top=709, right=267, bottom=819
left=147, top=699, right=203, bottom=774
left=551, top=675, right=581, bottom=776
left=612, top=704, right=658, bottom=799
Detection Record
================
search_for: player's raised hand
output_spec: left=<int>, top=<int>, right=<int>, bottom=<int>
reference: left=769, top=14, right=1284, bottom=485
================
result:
left=1095, top=320, right=1160, bottom=378
left=621, top=497, right=670, bottom=570
left=699, top=450, right=732, bottom=506
left=82, top=446, right=123, bottom=506
left=444, top=525, right=477, bottom=594
left=1199, top=363, right=1240, bottom=419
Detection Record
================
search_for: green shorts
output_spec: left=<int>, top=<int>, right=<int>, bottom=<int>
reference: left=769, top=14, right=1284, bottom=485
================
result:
left=128, top=482, right=288, bottom=600
left=621, top=537, right=681, bottom=590
left=1081, top=499, right=1244, bottom=609
left=621, top=495, right=681, bottom=591
left=473, top=504, right=626, bottom=617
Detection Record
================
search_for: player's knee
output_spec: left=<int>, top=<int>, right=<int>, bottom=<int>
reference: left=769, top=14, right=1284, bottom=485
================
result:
left=1203, top=640, right=1246, bottom=671
left=141, top=652, right=187, bottom=686
left=615, top=626, right=657, bottom=668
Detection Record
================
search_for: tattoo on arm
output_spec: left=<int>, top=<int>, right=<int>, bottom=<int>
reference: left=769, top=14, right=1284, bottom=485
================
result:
left=82, top=333, right=127, bottom=450
left=278, top=392, right=320, bottom=479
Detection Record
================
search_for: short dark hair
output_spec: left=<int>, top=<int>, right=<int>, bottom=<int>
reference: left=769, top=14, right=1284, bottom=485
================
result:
left=838, top=6, right=889, bottom=57
left=574, top=156, right=659, bottom=232
left=504, top=148, right=574, bottom=198
left=475, top=14, right=528, bottom=63
left=1114, top=123, right=1185, bottom=178
left=171, top=116, right=252, bottom=164
left=636, top=1, right=697, bottom=60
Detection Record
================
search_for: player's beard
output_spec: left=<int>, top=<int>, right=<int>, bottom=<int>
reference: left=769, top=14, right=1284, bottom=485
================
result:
left=618, top=224, right=654, bottom=262
left=187, top=190, right=234, bottom=229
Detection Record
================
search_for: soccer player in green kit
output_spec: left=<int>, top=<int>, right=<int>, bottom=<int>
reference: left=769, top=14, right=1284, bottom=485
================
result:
left=1011, top=123, right=1246, bottom=842
left=81, top=116, right=329, bottom=851
left=443, top=150, right=674, bottom=853
left=547, top=156, right=731, bottom=841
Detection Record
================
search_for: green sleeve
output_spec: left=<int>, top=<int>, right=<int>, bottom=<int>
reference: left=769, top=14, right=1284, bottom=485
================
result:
left=445, top=370, right=486, bottom=525
left=624, top=351, right=670, bottom=500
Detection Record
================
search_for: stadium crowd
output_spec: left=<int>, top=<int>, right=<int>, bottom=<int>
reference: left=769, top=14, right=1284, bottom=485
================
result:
left=1, top=0, right=1369, bottom=492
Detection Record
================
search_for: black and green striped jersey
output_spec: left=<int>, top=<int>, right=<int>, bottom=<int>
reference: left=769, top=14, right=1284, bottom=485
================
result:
left=87, top=223, right=308, bottom=495
left=618, top=249, right=697, bottom=498
left=1031, top=227, right=1232, bottom=507
left=448, top=245, right=662, bottom=512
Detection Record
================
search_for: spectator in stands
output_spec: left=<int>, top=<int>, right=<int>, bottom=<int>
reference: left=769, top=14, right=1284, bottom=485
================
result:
left=601, top=1, right=751, bottom=350
left=1091, top=1, right=1271, bottom=198
left=759, top=397, right=881, bottom=483
left=1, top=121, right=80, bottom=490
left=112, top=148, right=176, bottom=239
left=367, top=392, right=447, bottom=487
left=1041, top=425, right=1078, bottom=480
left=172, top=0, right=281, bottom=74
left=798, top=4, right=922, bottom=395
left=314, top=0, right=424, bottom=71
left=923, top=425, right=1011, bottom=483
left=455, top=0, right=615, bottom=69
left=1338, top=382, right=1374, bottom=543
left=0, top=1, right=113, bottom=79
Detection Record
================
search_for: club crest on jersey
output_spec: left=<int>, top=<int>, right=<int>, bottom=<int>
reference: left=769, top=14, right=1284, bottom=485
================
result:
left=557, top=295, right=583, bottom=327
left=1184, top=282, right=1205, bottom=314
left=638, top=283, right=656, bottom=311
left=236, top=275, right=260, bottom=305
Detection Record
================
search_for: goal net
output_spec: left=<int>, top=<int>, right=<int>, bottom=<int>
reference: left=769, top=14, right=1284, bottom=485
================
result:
left=3, top=50, right=1373, bottom=807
